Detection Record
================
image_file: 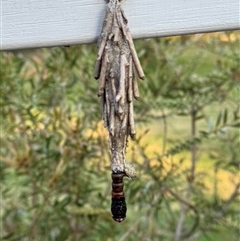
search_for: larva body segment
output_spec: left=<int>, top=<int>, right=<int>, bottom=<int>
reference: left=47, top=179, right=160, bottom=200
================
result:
left=111, top=171, right=127, bottom=222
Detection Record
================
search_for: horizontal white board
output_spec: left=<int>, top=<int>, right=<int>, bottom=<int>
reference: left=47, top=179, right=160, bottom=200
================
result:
left=1, top=0, right=239, bottom=50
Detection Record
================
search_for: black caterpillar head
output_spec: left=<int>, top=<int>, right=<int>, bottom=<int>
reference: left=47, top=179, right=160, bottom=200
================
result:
left=111, top=197, right=127, bottom=222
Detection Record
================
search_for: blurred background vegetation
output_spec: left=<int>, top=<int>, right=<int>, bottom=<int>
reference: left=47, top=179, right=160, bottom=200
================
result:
left=0, top=31, right=239, bottom=241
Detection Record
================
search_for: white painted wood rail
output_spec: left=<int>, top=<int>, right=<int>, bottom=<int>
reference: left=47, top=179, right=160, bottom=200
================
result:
left=0, top=0, right=239, bottom=50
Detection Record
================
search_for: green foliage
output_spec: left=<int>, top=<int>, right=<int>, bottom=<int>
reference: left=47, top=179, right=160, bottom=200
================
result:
left=1, top=32, right=239, bottom=241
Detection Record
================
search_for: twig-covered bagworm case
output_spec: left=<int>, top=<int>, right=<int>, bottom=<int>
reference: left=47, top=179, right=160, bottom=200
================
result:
left=94, top=0, right=144, bottom=222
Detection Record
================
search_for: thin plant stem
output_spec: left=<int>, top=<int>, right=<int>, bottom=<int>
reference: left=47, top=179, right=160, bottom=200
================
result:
left=174, top=92, right=198, bottom=241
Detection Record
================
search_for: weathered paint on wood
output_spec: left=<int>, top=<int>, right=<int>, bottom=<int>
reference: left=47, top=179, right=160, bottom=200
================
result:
left=1, top=0, right=239, bottom=50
